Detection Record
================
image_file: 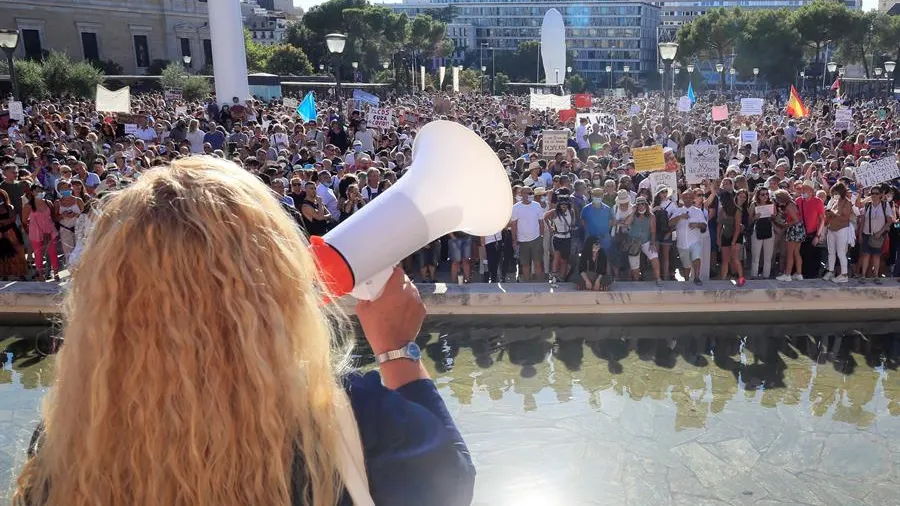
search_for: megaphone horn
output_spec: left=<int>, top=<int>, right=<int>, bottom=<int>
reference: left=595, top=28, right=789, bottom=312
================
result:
left=311, top=120, right=512, bottom=300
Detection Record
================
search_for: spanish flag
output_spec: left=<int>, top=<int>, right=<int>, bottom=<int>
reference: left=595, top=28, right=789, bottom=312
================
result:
left=786, top=85, right=808, bottom=118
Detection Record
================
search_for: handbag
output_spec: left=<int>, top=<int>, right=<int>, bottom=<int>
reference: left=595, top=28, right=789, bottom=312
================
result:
left=866, top=202, right=887, bottom=250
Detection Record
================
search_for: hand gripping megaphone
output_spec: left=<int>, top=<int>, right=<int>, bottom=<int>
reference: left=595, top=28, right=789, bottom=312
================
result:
left=310, top=120, right=513, bottom=300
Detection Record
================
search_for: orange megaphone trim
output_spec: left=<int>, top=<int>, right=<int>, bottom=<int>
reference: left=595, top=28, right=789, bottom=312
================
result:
left=309, top=235, right=355, bottom=300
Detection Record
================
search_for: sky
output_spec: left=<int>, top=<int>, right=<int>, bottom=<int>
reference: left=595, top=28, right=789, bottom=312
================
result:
left=294, top=0, right=879, bottom=14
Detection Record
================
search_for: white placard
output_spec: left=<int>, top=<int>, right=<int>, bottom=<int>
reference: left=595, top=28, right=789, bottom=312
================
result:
left=856, top=156, right=900, bottom=188
left=175, top=105, right=188, bottom=116
left=628, top=104, right=640, bottom=116
left=7, top=101, right=23, bottom=121
left=541, top=130, right=569, bottom=157
left=740, top=98, right=764, bottom=116
left=740, top=130, right=758, bottom=153
left=529, top=93, right=571, bottom=111
left=685, top=144, right=721, bottom=184
left=834, top=107, right=853, bottom=132
left=755, top=204, right=774, bottom=218
left=124, top=124, right=139, bottom=134
left=677, top=96, right=691, bottom=112
left=366, top=107, right=393, bottom=129
left=96, top=84, right=131, bottom=113
left=282, top=97, right=299, bottom=111
left=649, top=171, right=677, bottom=194
left=576, top=112, right=616, bottom=133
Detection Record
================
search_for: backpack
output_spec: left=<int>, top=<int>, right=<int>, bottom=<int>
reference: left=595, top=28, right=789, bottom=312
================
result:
left=755, top=217, right=773, bottom=240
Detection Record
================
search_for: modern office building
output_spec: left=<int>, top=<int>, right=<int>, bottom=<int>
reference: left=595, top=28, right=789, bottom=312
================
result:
left=392, top=1, right=660, bottom=85
left=654, top=0, right=858, bottom=29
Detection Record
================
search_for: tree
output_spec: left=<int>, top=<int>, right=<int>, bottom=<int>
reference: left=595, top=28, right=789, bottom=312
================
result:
left=245, top=29, right=274, bottom=72
left=676, top=8, right=746, bottom=90
left=265, top=45, right=313, bottom=75
left=874, top=14, right=900, bottom=63
left=836, top=10, right=880, bottom=77
left=422, top=5, right=458, bottom=23
left=566, top=74, right=586, bottom=93
left=14, top=60, right=48, bottom=100
left=39, top=52, right=102, bottom=98
left=373, top=68, right=394, bottom=85
left=67, top=60, right=104, bottom=98
left=147, top=59, right=171, bottom=75
left=41, top=52, right=73, bottom=96
left=494, top=72, right=510, bottom=94
left=182, top=76, right=211, bottom=101
left=734, top=9, right=803, bottom=87
left=791, top=0, right=851, bottom=69
left=160, top=63, right=188, bottom=90
left=458, top=69, right=481, bottom=91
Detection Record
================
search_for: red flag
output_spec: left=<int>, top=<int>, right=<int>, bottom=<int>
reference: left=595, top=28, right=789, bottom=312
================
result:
left=559, top=109, right=577, bottom=123
left=574, top=93, right=592, bottom=109
left=786, top=85, right=808, bottom=118
left=831, top=78, right=841, bottom=90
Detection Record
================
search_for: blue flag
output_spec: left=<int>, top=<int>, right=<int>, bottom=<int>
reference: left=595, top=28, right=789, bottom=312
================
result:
left=297, top=91, right=317, bottom=122
left=687, top=82, right=696, bottom=103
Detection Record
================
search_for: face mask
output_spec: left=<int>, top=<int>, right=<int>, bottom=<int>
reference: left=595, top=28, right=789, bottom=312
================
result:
left=354, top=146, right=362, bottom=153
left=61, top=190, right=73, bottom=197
left=515, top=195, right=523, bottom=203
left=593, top=178, right=602, bottom=186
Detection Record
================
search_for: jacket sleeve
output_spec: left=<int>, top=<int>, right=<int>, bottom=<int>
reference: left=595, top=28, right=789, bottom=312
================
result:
left=345, top=371, right=475, bottom=506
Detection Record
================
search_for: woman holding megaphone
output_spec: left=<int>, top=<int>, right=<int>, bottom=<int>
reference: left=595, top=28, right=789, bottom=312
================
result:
left=14, top=157, right=475, bottom=506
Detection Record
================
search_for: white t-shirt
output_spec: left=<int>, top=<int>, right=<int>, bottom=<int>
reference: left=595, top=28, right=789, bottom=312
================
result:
left=863, top=201, right=894, bottom=235
left=355, top=129, right=376, bottom=153
left=575, top=125, right=590, bottom=149
left=186, top=129, right=206, bottom=153
left=316, top=183, right=339, bottom=218
left=135, top=126, right=157, bottom=142
left=511, top=201, right=544, bottom=242
left=674, top=206, right=706, bottom=249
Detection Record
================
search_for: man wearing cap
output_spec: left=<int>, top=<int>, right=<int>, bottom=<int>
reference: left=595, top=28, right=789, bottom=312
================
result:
left=795, top=179, right=825, bottom=279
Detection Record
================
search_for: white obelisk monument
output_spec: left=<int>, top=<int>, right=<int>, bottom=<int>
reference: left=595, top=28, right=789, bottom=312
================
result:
left=209, top=1, right=251, bottom=105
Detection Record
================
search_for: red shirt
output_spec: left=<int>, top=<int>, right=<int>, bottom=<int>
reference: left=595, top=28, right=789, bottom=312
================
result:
left=795, top=196, right=825, bottom=235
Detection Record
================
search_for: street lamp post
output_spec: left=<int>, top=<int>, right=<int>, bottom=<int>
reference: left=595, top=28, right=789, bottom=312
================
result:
left=826, top=61, right=837, bottom=100
left=658, top=42, right=678, bottom=129
left=324, top=33, right=347, bottom=98
left=182, top=55, right=192, bottom=70
left=351, top=61, right=358, bottom=83
left=729, top=67, right=736, bottom=91
left=606, top=65, right=612, bottom=90
left=715, top=63, right=724, bottom=91
left=0, top=30, right=20, bottom=101
left=886, top=61, right=896, bottom=97
left=875, top=67, right=883, bottom=97
left=753, top=67, right=759, bottom=96
left=481, top=65, right=487, bottom=94
left=799, top=71, right=805, bottom=93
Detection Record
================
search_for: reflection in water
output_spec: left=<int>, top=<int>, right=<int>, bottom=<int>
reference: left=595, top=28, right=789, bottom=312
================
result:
left=3, top=326, right=900, bottom=505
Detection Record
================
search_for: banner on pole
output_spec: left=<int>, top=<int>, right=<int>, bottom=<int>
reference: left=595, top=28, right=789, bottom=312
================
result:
left=96, top=85, right=131, bottom=113
left=452, top=66, right=460, bottom=92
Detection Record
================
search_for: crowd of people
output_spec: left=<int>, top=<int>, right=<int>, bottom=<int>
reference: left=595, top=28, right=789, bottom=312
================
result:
left=1, top=86, right=898, bottom=288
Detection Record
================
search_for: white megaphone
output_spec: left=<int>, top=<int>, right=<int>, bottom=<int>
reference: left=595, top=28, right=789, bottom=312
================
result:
left=310, top=120, right=512, bottom=300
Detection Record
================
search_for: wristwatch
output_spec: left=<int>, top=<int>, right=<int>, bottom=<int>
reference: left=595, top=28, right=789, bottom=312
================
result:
left=374, top=342, right=422, bottom=365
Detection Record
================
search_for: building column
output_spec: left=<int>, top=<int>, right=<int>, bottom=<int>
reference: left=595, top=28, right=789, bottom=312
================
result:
left=208, top=0, right=250, bottom=105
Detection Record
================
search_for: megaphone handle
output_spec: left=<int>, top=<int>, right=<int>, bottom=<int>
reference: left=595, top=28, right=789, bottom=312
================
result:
left=350, top=267, right=394, bottom=301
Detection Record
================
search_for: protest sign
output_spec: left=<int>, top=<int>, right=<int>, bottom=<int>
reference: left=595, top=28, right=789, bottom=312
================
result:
left=530, top=93, right=571, bottom=111
left=402, top=112, right=420, bottom=126
left=712, top=105, right=729, bottom=122
left=164, top=88, right=182, bottom=103
left=628, top=104, right=640, bottom=116
left=685, top=144, right=721, bottom=184
left=834, top=107, right=853, bottom=132
left=649, top=171, right=677, bottom=194
left=632, top=146, right=664, bottom=172
left=175, top=105, right=188, bottom=116
left=559, top=109, right=576, bottom=123
left=756, top=204, right=774, bottom=218
left=366, top=108, right=393, bottom=129
left=282, top=97, right=299, bottom=110
left=7, top=101, right=23, bottom=121
left=677, top=96, right=691, bottom=112
left=574, top=93, right=592, bottom=109
left=96, top=84, right=131, bottom=113
left=740, top=98, right=764, bottom=116
left=576, top=112, right=616, bottom=132
left=352, top=89, right=380, bottom=106
left=124, top=123, right=139, bottom=134
left=541, top=130, right=569, bottom=157
left=856, top=156, right=900, bottom=188
left=740, top=130, right=758, bottom=153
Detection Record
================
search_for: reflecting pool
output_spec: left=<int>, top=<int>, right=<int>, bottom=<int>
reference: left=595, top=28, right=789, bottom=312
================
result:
left=2, top=324, right=899, bottom=505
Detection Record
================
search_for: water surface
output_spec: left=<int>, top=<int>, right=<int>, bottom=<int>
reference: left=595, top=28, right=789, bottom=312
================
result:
left=2, top=325, right=899, bottom=505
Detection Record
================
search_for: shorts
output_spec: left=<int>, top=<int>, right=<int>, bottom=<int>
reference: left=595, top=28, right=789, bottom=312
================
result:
left=417, top=242, right=440, bottom=269
left=552, top=236, right=571, bottom=255
left=518, top=237, right=544, bottom=267
left=627, top=241, right=658, bottom=270
left=449, top=237, right=473, bottom=263
left=678, top=242, right=702, bottom=268
left=859, top=234, right=883, bottom=256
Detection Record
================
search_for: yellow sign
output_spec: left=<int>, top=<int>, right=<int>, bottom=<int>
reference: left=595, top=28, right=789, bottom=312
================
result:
left=632, top=145, right=665, bottom=173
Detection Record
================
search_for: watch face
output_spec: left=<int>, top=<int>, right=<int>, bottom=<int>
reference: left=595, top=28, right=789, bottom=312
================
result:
left=405, top=342, right=422, bottom=361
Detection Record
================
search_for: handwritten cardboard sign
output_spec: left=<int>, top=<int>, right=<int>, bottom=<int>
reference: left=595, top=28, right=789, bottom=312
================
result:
left=740, top=98, right=764, bottom=116
left=632, top=146, right=665, bottom=173
left=685, top=144, right=720, bottom=184
left=541, top=130, right=569, bottom=157
left=366, top=108, right=393, bottom=129
left=856, top=156, right=900, bottom=188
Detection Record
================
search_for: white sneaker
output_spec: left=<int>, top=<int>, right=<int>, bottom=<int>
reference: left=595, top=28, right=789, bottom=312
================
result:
left=776, top=274, right=792, bottom=282
left=823, top=272, right=834, bottom=281
left=792, top=274, right=804, bottom=281
left=833, top=274, right=849, bottom=283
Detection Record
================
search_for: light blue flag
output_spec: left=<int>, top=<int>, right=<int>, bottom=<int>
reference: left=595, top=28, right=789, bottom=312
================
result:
left=297, top=91, right=317, bottom=122
left=687, top=82, right=696, bottom=103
